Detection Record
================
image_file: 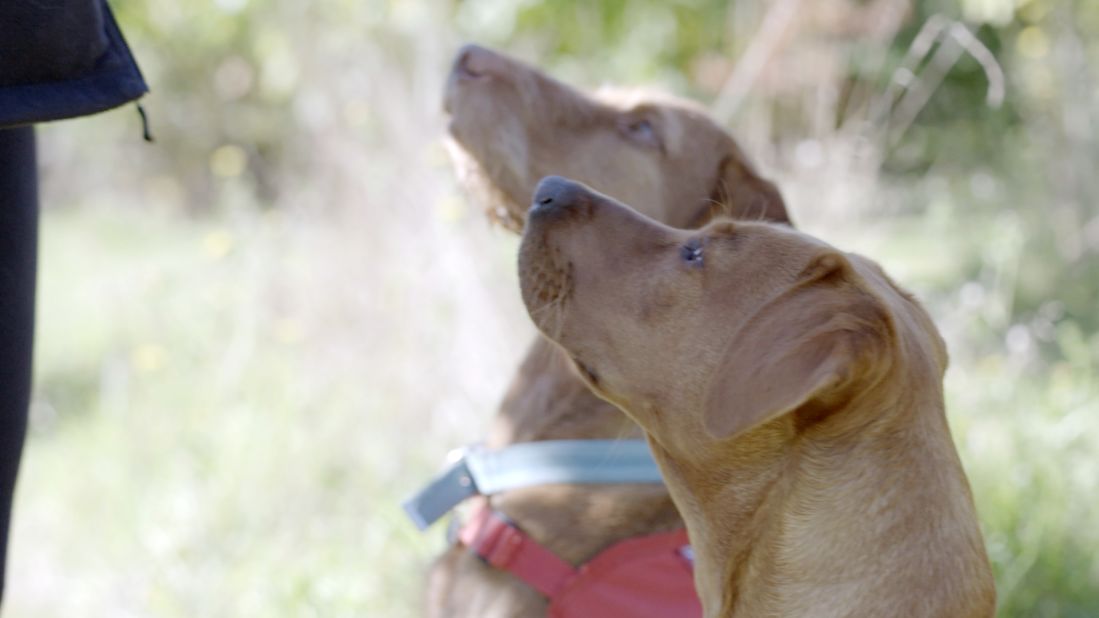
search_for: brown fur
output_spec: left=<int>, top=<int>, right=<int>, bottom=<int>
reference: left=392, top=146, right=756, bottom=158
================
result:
left=430, top=45, right=789, bottom=617
left=517, top=178, right=996, bottom=618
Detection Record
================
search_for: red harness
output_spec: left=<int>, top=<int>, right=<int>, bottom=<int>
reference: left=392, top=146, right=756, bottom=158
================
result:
left=458, top=501, right=703, bottom=618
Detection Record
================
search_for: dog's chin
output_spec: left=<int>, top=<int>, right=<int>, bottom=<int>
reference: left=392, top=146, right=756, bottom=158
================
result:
left=520, top=276, right=571, bottom=340
left=443, top=137, right=529, bottom=232
left=518, top=238, right=574, bottom=342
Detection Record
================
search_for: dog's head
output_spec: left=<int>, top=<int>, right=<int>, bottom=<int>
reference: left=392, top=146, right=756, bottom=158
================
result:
left=444, top=44, right=789, bottom=232
left=518, top=177, right=940, bottom=456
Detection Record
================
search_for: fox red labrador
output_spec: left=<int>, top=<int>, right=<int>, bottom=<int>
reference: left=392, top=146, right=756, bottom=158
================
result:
left=426, top=45, right=789, bottom=617
left=517, top=176, right=996, bottom=618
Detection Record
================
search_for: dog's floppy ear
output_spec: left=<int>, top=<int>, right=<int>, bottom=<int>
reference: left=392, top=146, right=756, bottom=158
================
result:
left=703, top=253, right=893, bottom=439
left=689, top=155, right=791, bottom=228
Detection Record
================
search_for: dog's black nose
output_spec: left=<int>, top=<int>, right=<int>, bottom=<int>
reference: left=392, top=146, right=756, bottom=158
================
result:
left=531, top=176, right=591, bottom=215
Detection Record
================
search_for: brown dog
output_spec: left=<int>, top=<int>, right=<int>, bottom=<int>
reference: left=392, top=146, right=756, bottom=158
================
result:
left=428, top=46, right=789, bottom=617
left=518, top=177, right=996, bottom=618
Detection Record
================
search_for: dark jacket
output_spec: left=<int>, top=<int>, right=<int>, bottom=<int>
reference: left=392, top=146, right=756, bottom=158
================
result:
left=0, top=0, right=147, bottom=128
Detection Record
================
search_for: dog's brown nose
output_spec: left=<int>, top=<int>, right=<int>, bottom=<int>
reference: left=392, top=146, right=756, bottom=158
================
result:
left=446, top=44, right=494, bottom=112
left=530, top=176, right=593, bottom=218
left=452, top=44, right=494, bottom=80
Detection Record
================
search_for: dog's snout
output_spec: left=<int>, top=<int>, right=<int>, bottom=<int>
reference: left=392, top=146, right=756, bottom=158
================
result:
left=531, top=176, right=594, bottom=217
left=446, top=44, right=494, bottom=113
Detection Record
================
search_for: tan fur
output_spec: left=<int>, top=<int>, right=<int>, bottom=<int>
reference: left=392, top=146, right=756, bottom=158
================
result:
left=430, top=45, right=789, bottom=617
left=444, top=45, right=788, bottom=233
left=517, top=179, right=996, bottom=618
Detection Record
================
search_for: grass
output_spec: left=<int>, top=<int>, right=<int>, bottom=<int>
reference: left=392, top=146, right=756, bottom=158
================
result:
left=5, top=186, right=1097, bottom=616
left=8, top=202, right=529, bottom=617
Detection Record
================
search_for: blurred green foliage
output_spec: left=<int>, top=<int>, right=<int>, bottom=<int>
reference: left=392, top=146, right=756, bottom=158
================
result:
left=102, top=0, right=1099, bottom=346
left=7, top=0, right=1098, bottom=616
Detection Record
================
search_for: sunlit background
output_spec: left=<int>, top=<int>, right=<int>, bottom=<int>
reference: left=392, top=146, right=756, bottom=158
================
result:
left=6, top=0, right=1098, bottom=616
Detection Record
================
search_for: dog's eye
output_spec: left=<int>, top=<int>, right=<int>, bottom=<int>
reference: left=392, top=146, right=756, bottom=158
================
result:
left=680, top=243, right=704, bottom=266
left=620, top=118, right=660, bottom=149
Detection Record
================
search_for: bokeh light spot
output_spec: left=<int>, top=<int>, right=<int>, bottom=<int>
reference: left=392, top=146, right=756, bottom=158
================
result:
left=1017, top=26, right=1049, bottom=60
left=131, top=344, right=167, bottom=374
left=210, top=144, right=248, bottom=178
left=203, top=229, right=236, bottom=259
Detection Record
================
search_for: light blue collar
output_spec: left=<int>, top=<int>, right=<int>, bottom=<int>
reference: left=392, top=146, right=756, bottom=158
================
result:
left=403, top=439, right=665, bottom=530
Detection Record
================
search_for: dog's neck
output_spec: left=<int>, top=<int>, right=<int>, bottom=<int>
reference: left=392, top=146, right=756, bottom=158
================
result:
left=650, top=389, right=994, bottom=618
left=485, top=335, right=683, bottom=565
left=489, top=335, right=642, bottom=445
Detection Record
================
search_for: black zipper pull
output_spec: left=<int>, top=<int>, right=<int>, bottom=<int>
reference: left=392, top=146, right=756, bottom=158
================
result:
left=136, top=102, right=153, bottom=142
